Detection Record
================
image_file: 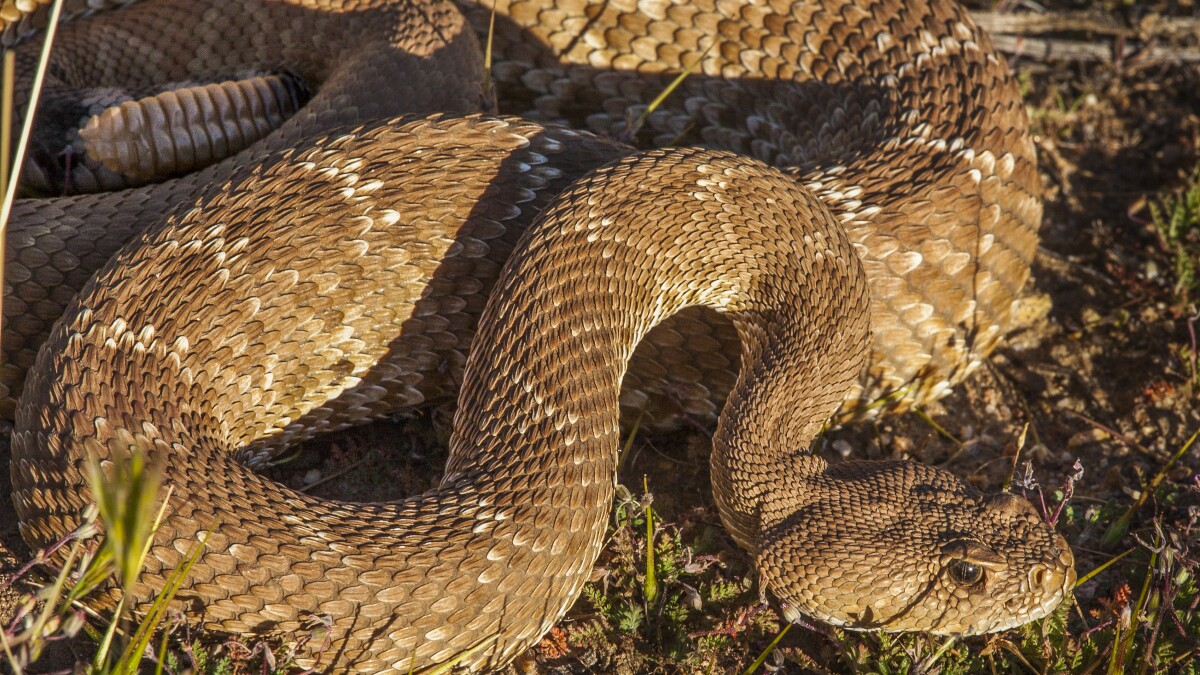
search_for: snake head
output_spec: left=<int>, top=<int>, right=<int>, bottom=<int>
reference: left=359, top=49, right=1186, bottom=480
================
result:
left=756, top=460, right=1075, bottom=636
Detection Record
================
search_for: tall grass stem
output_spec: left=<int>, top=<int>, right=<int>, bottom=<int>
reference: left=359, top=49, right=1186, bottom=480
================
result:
left=1, top=50, right=14, bottom=195
left=0, top=0, right=66, bottom=344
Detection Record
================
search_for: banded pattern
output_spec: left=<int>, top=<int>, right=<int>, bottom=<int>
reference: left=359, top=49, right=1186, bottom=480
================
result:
left=79, top=74, right=309, bottom=183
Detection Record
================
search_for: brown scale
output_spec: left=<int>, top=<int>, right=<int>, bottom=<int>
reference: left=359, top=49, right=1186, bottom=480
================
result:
left=6, top=0, right=1072, bottom=672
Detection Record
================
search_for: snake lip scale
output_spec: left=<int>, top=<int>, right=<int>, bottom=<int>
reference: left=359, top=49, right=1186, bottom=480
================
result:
left=5, top=0, right=1075, bottom=671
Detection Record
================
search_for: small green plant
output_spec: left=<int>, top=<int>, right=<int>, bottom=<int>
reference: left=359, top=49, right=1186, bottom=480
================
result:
left=1149, top=168, right=1200, bottom=314
left=1, top=508, right=99, bottom=670
left=542, top=480, right=782, bottom=672
left=0, top=443, right=170, bottom=673
left=0, top=440, right=286, bottom=674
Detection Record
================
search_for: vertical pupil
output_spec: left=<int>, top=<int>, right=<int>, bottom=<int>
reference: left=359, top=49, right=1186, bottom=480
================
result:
left=956, top=562, right=980, bottom=583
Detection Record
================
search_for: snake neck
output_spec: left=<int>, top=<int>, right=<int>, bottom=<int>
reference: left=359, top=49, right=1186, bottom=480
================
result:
left=707, top=311, right=865, bottom=553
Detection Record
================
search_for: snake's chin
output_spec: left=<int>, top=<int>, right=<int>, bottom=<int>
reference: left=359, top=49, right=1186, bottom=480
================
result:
left=775, top=551, right=1075, bottom=636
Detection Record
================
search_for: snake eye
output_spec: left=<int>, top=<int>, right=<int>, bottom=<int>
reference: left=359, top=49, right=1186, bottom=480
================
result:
left=949, top=560, right=984, bottom=587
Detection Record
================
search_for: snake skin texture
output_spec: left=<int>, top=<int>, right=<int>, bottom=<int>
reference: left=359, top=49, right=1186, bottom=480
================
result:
left=5, top=0, right=1073, bottom=671
left=1, top=0, right=487, bottom=417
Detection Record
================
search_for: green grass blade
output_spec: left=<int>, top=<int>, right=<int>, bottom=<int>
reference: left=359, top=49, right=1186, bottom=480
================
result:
left=616, top=410, right=643, bottom=473
left=742, top=623, right=791, bottom=675
left=1103, top=426, right=1199, bottom=547
left=642, top=475, right=657, bottom=604
left=153, top=626, right=168, bottom=675
left=414, top=633, right=500, bottom=675
left=92, top=594, right=128, bottom=672
left=112, top=525, right=215, bottom=674
left=912, top=408, right=961, bottom=445
left=1076, top=548, right=1135, bottom=589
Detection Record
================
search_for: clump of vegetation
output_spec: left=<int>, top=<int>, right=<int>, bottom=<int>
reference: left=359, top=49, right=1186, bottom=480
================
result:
left=1, top=508, right=97, bottom=671
left=1, top=445, right=305, bottom=674
left=529, top=426, right=1200, bottom=674
left=1149, top=169, right=1200, bottom=315
left=536, top=481, right=784, bottom=673
left=1148, top=169, right=1200, bottom=389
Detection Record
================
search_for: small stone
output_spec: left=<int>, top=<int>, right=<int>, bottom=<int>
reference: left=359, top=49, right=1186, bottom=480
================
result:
left=1055, top=396, right=1081, bottom=410
left=1067, top=428, right=1110, bottom=449
left=1009, top=292, right=1052, bottom=330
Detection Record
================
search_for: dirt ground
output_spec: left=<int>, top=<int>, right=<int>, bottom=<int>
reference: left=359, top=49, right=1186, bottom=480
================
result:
left=2, top=1, right=1200, bottom=673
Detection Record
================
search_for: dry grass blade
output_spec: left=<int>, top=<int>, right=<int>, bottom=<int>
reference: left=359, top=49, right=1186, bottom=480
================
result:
left=1, top=50, right=13, bottom=193
left=413, top=634, right=499, bottom=675
left=623, top=42, right=713, bottom=142
left=1003, top=423, right=1030, bottom=492
left=480, top=0, right=497, bottom=112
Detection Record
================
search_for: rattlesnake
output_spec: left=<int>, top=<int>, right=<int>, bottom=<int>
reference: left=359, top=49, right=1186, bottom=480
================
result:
left=4, top=0, right=1074, bottom=671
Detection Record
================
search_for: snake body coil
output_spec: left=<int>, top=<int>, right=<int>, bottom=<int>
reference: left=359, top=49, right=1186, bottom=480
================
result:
left=5, top=0, right=1073, bottom=671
